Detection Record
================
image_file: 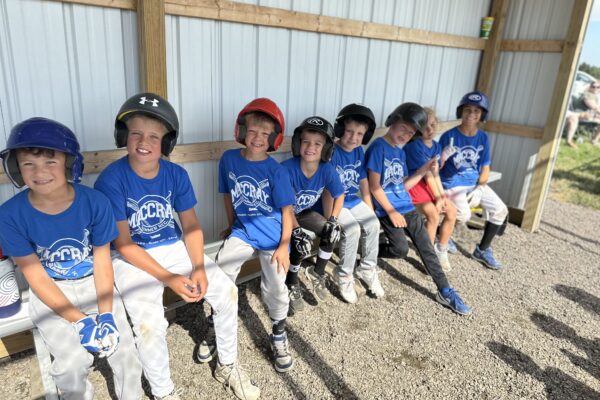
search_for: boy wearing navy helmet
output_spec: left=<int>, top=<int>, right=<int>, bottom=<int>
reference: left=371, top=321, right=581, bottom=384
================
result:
left=0, top=118, right=143, bottom=399
left=439, top=91, right=508, bottom=270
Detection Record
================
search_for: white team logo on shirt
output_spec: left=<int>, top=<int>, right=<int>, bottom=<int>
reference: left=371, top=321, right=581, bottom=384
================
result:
left=229, top=173, right=273, bottom=212
left=294, top=188, right=324, bottom=214
left=127, top=192, right=175, bottom=235
left=35, top=229, right=92, bottom=276
left=453, top=145, right=484, bottom=170
left=336, top=161, right=361, bottom=192
left=382, top=158, right=404, bottom=188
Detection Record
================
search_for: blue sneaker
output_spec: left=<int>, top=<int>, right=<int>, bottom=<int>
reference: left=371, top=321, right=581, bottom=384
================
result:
left=472, top=245, right=502, bottom=270
left=437, top=288, right=471, bottom=315
left=447, top=238, right=458, bottom=254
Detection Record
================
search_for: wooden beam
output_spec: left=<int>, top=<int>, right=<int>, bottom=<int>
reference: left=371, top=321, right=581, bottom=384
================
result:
left=165, top=0, right=486, bottom=50
left=522, top=0, right=594, bottom=232
left=484, top=121, right=544, bottom=139
left=137, top=0, right=167, bottom=96
left=501, top=39, right=563, bottom=53
left=477, top=0, right=510, bottom=96
left=51, top=0, right=135, bottom=9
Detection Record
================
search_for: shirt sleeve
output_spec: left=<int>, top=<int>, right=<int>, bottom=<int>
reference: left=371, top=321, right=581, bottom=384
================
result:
left=94, top=171, right=129, bottom=222
left=218, top=152, right=230, bottom=194
left=325, top=163, right=345, bottom=198
left=481, top=132, right=492, bottom=167
left=358, top=147, right=367, bottom=180
left=365, top=141, right=383, bottom=175
left=173, top=165, right=197, bottom=212
left=90, top=190, right=119, bottom=247
left=271, top=166, right=296, bottom=208
left=0, top=207, right=34, bottom=257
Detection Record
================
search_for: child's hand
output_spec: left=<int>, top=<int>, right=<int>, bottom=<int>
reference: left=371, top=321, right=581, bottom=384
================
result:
left=417, top=158, right=438, bottom=176
left=96, top=313, right=120, bottom=358
left=440, top=137, right=457, bottom=166
left=190, top=267, right=209, bottom=301
left=435, top=197, right=444, bottom=213
left=75, top=315, right=101, bottom=354
left=388, top=210, right=407, bottom=228
left=165, top=273, right=201, bottom=303
left=271, top=246, right=290, bottom=274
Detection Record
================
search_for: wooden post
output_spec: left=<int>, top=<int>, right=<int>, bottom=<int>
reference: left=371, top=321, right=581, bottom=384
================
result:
left=521, top=0, right=594, bottom=232
left=137, top=0, right=167, bottom=97
left=476, top=0, right=509, bottom=97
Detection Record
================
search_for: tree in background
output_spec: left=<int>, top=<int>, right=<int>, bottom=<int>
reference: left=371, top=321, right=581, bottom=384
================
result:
left=580, top=62, right=600, bottom=79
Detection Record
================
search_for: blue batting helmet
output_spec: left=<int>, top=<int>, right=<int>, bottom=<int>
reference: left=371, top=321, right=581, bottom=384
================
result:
left=456, top=91, right=489, bottom=122
left=0, top=117, right=84, bottom=188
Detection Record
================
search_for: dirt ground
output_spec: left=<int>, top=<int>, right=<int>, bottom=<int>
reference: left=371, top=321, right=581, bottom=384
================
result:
left=1, top=198, right=599, bottom=399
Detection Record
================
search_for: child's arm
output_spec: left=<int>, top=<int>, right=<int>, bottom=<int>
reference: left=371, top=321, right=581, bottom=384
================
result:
left=368, top=171, right=406, bottom=228
left=221, top=193, right=235, bottom=239
left=14, top=254, right=86, bottom=322
left=179, top=208, right=208, bottom=301
left=359, top=178, right=374, bottom=209
left=321, top=190, right=334, bottom=218
left=404, top=158, right=437, bottom=190
left=478, top=165, right=490, bottom=186
left=272, top=205, right=293, bottom=274
left=330, top=193, right=345, bottom=218
left=92, top=244, right=114, bottom=314
left=113, top=221, right=199, bottom=302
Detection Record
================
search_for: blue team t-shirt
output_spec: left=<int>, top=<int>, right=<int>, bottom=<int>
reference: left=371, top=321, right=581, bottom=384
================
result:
left=365, top=137, right=415, bottom=217
left=218, top=149, right=295, bottom=250
left=0, top=184, right=118, bottom=280
left=439, top=127, right=491, bottom=189
left=404, top=138, right=442, bottom=175
left=94, top=156, right=197, bottom=249
left=282, top=157, right=344, bottom=214
left=329, top=143, right=367, bottom=208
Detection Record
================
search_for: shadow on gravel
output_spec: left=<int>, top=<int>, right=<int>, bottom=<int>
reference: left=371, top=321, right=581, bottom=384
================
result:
left=538, top=223, right=600, bottom=257
left=554, top=284, right=600, bottom=316
left=487, top=342, right=600, bottom=399
left=172, top=301, right=211, bottom=364
left=378, top=258, right=436, bottom=302
left=237, top=283, right=360, bottom=400
left=541, top=221, right=600, bottom=247
left=531, top=312, right=600, bottom=381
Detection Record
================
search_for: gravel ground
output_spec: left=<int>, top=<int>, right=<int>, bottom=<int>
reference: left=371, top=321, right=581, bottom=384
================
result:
left=1, top=198, right=599, bottom=400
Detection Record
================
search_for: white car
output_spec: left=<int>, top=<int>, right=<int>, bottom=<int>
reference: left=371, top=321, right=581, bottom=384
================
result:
left=572, top=70, right=597, bottom=97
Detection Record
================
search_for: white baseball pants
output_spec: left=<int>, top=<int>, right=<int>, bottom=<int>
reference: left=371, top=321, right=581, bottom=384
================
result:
left=112, top=240, right=238, bottom=398
left=337, top=201, right=380, bottom=278
left=445, top=185, right=509, bottom=225
left=28, top=275, right=142, bottom=400
left=216, top=236, right=289, bottom=321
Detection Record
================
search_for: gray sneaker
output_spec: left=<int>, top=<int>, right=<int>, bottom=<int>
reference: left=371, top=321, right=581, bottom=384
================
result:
left=270, top=332, right=294, bottom=373
left=154, top=388, right=184, bottom=400
left=214, top=361, right=260, bottom=400
left=355, top=268, right=385, bottom=298
left=335, top=274, right=358, bottom=304
left=304, top=266, right=328, bottom=301
left=288, top=284, right=306, bottom=314
left=197, top=323, right=217, bottom=363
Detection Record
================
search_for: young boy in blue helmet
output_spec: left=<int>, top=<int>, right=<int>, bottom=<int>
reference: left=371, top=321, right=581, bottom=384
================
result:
left=439, top=91, right=509, bottom=270
left=0, top=118, right=143, bottom=399
left=365, top=103, right=472, bottom=316
left=95, top=93, right=258, bottom=400
left=281, top=116, right=345, bottom=313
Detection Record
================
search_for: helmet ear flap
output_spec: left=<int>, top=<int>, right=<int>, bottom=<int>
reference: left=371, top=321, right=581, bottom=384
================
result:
left=268, top=131, right=284, bottom=152
left=161, top=132, right=177, bottom=156
left=114, top=120, right=129, bottom=148
left=2, top=151, right=25, bottom=188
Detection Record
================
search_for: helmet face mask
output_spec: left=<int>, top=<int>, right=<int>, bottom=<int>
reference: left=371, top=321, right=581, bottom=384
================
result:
left=115, top=93, right=179, bottom=156
left=0, top=117, right=84, bottom=189
left=236, top=98, right=285, bottom=152
left=292, top=116, right=335, bottom=162
left=334, top=104, right=376, bottom=145
left=456, top=91, right=489, bottom=122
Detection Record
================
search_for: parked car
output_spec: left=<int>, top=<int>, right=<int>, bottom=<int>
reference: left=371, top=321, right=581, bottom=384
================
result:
left=572, top=70, right=597, bottom=97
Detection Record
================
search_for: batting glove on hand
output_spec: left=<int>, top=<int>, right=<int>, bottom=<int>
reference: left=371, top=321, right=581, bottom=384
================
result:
left=291, top=227, right=312, bottom=259
left=466, top=185, right=484, bottom=208
left=96, top=313, right=120, bottom=358
left=322, top=216, right=342, bottom=246
left=75, top=315, right=101, bottom=354
left=439, top=137, right=457, bottom=166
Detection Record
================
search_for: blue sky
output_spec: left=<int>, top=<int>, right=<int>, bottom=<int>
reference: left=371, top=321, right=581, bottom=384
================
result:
left=580, top=2, right=600, bottom=66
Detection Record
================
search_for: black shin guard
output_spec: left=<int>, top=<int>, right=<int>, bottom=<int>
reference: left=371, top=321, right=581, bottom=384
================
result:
left=479, top=222, right=502, bottom=251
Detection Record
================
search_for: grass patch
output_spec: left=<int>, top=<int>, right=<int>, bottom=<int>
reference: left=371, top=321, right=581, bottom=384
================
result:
left=549, top=140, right=600, bottom=210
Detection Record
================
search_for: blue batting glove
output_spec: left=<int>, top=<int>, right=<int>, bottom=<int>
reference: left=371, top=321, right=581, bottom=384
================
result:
left=96, top=313, right=120, bottom=358
left=75, top=315, right=101, bottom=353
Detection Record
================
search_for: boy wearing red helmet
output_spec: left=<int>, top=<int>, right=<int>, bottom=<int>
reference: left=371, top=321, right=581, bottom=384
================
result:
left=95, top=93, right=257, bottom=400
left=0, top=118, right=143, bottom=399
left=439, top=91, right=508, bottom=270
left=216, top=98, right=296, bottom=373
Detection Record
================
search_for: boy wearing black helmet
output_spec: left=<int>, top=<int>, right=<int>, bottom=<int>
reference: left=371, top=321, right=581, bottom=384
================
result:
left=0, top=118, right=142, bottom=398
left=439, top=91, right=508, bottom=270
left=281, top=116, right=345, bottom=313
left=95, top=93, right=258, bottom=400
left=329, top=104, right=383, bottom=304
left=365, top=103, right=471, bottom=316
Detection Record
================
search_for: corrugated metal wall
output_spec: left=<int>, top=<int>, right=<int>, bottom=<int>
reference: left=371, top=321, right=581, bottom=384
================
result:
left=488, top=0, right=573, bottom=208
left=1, top=0, right=575, bottom=240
